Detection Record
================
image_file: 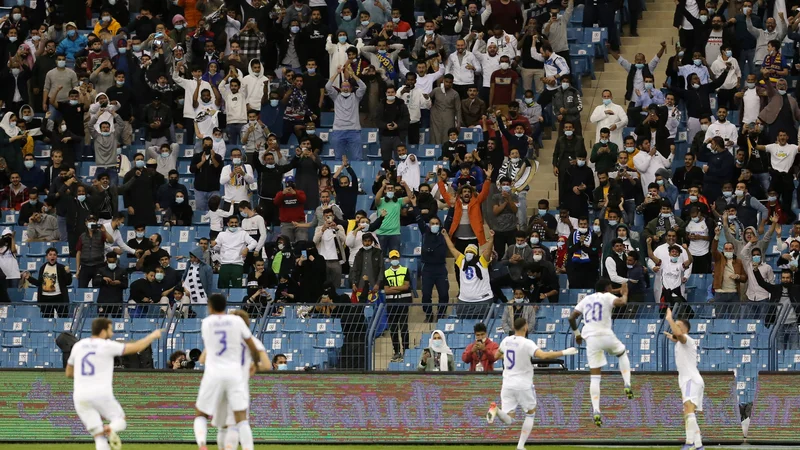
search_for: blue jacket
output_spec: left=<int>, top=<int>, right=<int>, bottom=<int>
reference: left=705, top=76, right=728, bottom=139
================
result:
left=57, top=34, right=89, bottom=60
left=182, top=246, right=216, bottom=297
left=21, top=166, right=46, bottom=192
left=704, top=149, right=736, bottom=186
left=416, top=213, right=448, bottom=265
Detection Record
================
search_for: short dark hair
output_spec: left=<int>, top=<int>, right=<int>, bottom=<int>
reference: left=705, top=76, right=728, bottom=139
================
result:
left=106, top=251, right=118, bottom=260
left=272, top=353, right=287, bottom=364
left=208, top=293, right=227, bottom=313
left=628, top=250, right=640, bottom=260
left=91, top=318, right=112, bottom=336
left=239, top=200, right=251, bottom=210
left=595, top=278, right=613, bottom=293
left=168, top=169, right=179, bottom=177
left=474, top=322, right=487, bottom=333
left=513, top=317, right=527, bottom=331
left=678, top=319, right=691, bottom=332
left=46, top=247, right=58, bottom=256
left=611, top=238, right=624, bottom=247
left=169, top=350, right=186, bottom=364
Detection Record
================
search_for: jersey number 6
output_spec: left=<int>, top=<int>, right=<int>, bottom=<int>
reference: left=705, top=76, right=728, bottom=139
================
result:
left=81, top=352, right=96, bottom=376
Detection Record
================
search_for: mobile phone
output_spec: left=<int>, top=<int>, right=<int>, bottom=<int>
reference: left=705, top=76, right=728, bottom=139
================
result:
left=301, top=250, right=307, bottom=258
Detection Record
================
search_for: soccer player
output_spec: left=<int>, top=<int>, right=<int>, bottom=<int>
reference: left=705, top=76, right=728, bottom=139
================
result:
left=568, top=279, right=634, bottom=427
left=209, top=309, right=271, bottom=450
left=664, top=307, right=706, bottom=450
left=67, top=318, right=163, bottom=450
left=194, top=293, right=262, bottom=450
left=486, top=318, right=578, bottom=450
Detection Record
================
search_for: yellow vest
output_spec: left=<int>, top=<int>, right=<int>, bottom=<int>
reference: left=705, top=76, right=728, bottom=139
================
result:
left=384, top=266, right=408, bottom=287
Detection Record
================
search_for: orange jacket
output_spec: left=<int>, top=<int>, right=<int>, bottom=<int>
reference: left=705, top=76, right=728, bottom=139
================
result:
left=438, top=179, right=491, bottom=245
left=179, top=0, right=202, bottom=27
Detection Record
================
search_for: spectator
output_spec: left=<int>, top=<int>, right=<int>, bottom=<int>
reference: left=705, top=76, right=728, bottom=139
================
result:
left=590, top=128, right=619, bottom=174
left=212, top=216, right=257, bottom=288
left=552, top=122, right=585, bottom=207
left=0, top=112, right=26, bottom=173
left=646, top=239, right=694, bottom=307
left=491, top=176, right=519, bottom=253
left=0, top=228, right=20, bottom=291
left=672, top=68, right=731, bottom=144
left=75, top=215, right=112, bottom=287
left=443, top=230, right=495, bottom=319
left=755, top=131, right=798, bottom=222
left=136, top=233, right=170, bottom=273
left=740, top=233, right=775, bottom=318
left=275, top=176, right=308, bottom=243
left=374, top=180, right=414, bottom=256
left=589, top=90, right=629, bottom=148
left=121, top=154, right=158, bottom=226
left=384, top=249, right=413, bottom=362
left=711, top=46, right=742, bottom=110
left=182, top=246, right=215, bottom=309
left=313, top=208, right=346, bottom=288
left=218, top=148, right=255, bottom=208
left=654, top=168, right=679, bottom=208
left=551, top=75, right=582, bottom=135
left=502, top=288, right=537, bottom=335
left=20, top=154, right=45, bottom=193
left=397, top=72, right=431, bottom=144
left=190, top=137, right=224, bottom=213
left=23, top=247, right=73, bottom=317
left=327, top=66, right=366, bottom=160
left=501, top=231, right=534, bottom=286
left=56, top=22, right=89, bottom=61
left=461, top=322, right=499, bottom=371
left=1, top=171, right=28, bottom=211
left=93, top=252, right=128, bottom=317
left=418, top=329, right=455, bottom=372
left=753, top=269, right=800, bottom=346
left=672, top=153, right=705, bottom=194
left=129, top=268, right=159, bottom=309
left=684, top=206, right=714, bottom=274
left=350, top=231, right=383, bottom=300
left=26, top=211, right=61, bottom=242
left=633, top=137, right=673, bottom=197
left=155, top=170, right=189, bottom=213
left=530, top=42, right=570, bottom=110
left=163, top=191, right=193, bottom=226
left=680, top=185, right=712, bottom=220
left=18, top=189, right=43, bottom=226
left=563, top=150, right=595, bottom=218
left=565, top=216, right=601, bottom=289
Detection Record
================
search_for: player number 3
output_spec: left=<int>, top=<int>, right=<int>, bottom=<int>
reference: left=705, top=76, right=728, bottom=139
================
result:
left=584, top=302, right=603, bottom=323
left=215, top=331, right=227, bottom=355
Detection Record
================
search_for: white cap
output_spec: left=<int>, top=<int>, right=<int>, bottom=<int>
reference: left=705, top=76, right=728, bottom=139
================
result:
left=1, top=228, right=11, bottom=236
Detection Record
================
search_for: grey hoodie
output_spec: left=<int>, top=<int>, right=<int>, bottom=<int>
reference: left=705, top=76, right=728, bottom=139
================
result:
left=183, top=246, right=215, bottom=300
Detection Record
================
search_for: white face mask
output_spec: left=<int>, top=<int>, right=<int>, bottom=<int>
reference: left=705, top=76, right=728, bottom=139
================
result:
left=430, top=339, right=444, bottom=351
left=465, top=253, right=475, bottom=262
left=532, top=254, right=542, bottom=262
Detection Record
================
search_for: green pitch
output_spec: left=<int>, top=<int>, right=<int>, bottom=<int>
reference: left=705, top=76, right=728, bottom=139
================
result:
left=0, top=446, right=748, bottom=450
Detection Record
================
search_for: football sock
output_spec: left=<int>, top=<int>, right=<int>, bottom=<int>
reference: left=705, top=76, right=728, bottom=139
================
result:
left=194, top=416, right=208, bottom=447
left=109, top=418, right=127, bottom=433
left=224, top=424, right=239, bottom=450
left=618, top=353, right=632, bottom=387
left=94, top=436, right=111, bottom=450
left=684, top=414, right=693, bottom=444
left=496, top=408, right=514, bottom=425
left=688, top=413, right=702, bottom=447
left=217, top=427, right=227, bottom=450
left=236, top=420, right=254, bottom=450
left=517, top=413, right=535, bottom=449
left=590, top=375, right=602, bottom=413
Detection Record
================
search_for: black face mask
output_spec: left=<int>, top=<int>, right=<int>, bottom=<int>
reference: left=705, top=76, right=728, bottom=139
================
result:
left=169, top=179, right=178, bottom=186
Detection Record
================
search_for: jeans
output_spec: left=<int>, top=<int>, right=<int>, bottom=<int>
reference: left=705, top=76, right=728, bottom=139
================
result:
left=331, top=129, right=362, bottom=161
left=714, top=292, right=740, bottom=314
left=226, top=123, right=243, bottom=145
left=378, top=234, right=401, bottom=258
left=622, top=199, right=636, bottom=227
left=738, top=48, right=756, bottom=81
left=194, top=190, right=218, bottom=213
left=280, top=222, right=308, bottom=243
left=379, top=135, right=403, bottom=162
left=517, top=189, right=528, bottom=228
left=57, top=215, right=67, bottom=242
left=752, top=172, right=771, bottom=197
left=421, top=263, right=449, bottom=319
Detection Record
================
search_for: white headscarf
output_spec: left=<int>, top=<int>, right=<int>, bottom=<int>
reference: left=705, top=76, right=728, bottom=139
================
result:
left=89, top=92, right=117, bottom=133
left=0, top=112, right=20, bottom=137
left=429, top=329, right=453, bottom=372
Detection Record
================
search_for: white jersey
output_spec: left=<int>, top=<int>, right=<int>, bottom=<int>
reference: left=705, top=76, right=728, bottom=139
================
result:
left=575, top=292, right=617, bottom=339
left=240, top=338, right=267, bottom=386
left=201, top=314, right=253, bottom=378
left=68, top=338, right=125, bottom=398
left=675, top=335, right=702, bottom=382
left=499, top=335, right=540, bottom=390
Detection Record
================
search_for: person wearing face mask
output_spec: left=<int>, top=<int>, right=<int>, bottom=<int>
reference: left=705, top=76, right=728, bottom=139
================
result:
left=75, top=215, right=113, bottom=287
left=211, top=216, right=257, bottom=288
left=552, top=121, right=586, bottom=205
left=92, top=252, right=128, bottom=316
left=442, top=230, right=495, bottom=319
left=745, top=12, right=787, bottom=72
left=753, top=268, right=800, bottom=339
left=646, top=239, right=694, bottom=309
left=604, top=238, right=632, bottom=290
left=418, top=329, right=455, bottom=372
left=164, top=191, right=193, bottom=226
left=55, top=22, right=89, bottom=61
left=501, top=288, right=538, bottom=336
left=19, top=154, right=45, bottom=193
left=740, top=242, right=774, bottom=317
left=563, top=151, right=595, bottom=219
left=709, top=46, right=742, bottom=110
left=497, top=148, right=532, bottom=227
left=494, top=109, right=535, bottom=159
left=121, top=154, right=158, bottom=226
left=684, top=206, right=714, bottom=274
left=643, top=199, right=686, bottom=246
left=589, top=90, right=628, bottom=148
left=0, top=59, right=32, bottom=116
left=634, top=105, right=671, bottom=158
left=501, top=231, right=534, bottom=285
left=671, top=67, right=731, bottom=144
left=22, top=248, right=72, bottom=317
left=736, top=81, right=767, bottom=139
left=32, top=40, right=59, bottom=112
left=349, top=231, right=384, bottom=299
left=394, top=145, right=420, bottom=192
left=758, top=78, right=800, bottom=144
left=218, top=148, right=255, bottom=209
left=528, top=200, right=557, bottom=239
left=632, top=136, right=673, bottom=197
left=375, top=85, right=410, bottom=162
left=326, top=64, right=367, bottom=159
left=266, top=236, right=295, bottom=284
left=312, top=207, right=347, bottom=287
left=608, top=44, right=666, bottom=113
left=551, top=75, right=583, bottom=135
left=565, top=217, right=601, bottom=289
left=590, top=128, right=619, bottom=174
left=18, top=189, right=44, bottom=226
left=680, top=184, right=711, bottom=220
left=653, top=168, right=679, bottom=208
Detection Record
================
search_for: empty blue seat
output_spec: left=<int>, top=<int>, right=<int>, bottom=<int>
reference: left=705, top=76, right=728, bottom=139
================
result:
left=355, top=195, right=375, bottom=213
left=400, top=225, right=421, bottom=256
left=1, top=319, right=30, bottom=332
left=416, top=144, right=441, bottom=160
left=13, top=306, right=41, bottom=319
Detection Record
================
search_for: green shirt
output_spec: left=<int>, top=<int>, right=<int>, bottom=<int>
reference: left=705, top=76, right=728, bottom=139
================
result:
left=376, top=198, right=401, bottom=236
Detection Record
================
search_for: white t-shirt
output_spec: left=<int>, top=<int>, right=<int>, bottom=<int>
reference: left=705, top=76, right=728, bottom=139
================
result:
left=660, top=256, right=685, bottom=290
left=455, top=254, right=493, bottom=302
left=575, top=292, right=616, bottom=338
left=675, top=335, right=701, bottom=382
left=201, top=314, right=253, bottom=378
left=0, top=246, right=20, bottom=279
left=68, top=338, right=125, bottom=398
left=499, top=335, right=539, bottom=390
left=685, top=219, right=710, bottom=256
left=765, top=143, right=799, bottom=173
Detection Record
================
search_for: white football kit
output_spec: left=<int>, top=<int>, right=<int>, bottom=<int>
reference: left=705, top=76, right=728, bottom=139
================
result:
left=575, top=292, right=626, bottom=369
left=211, top=337, right=267, bottom=428
left=675, top=335, right=705, bottom=411
left=68, top=338, right=127, bottom=436
left=195, top=314, right=253, bottom=415
left=498, top=335, right=540, bottom=414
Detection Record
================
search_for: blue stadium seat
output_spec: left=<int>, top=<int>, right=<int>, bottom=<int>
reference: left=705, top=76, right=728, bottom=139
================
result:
left=355, top=195, right=375, bottom=213
left=1, top=319, right=30, bottom=332
left=13, top=306, right=41, bottom=319
left=2, top=333, right=29, bottom=348
left=416, top=144, right=441, bottom=160
left=400, top=225, right=421, bottom=256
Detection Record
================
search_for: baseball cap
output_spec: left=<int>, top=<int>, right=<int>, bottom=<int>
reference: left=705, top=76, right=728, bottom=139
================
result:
left=284, top=176, right=295, bottom=184
left=388, top=250, right=400, bottom=258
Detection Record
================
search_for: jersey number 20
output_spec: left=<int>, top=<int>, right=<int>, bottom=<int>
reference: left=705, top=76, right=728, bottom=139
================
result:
left=584, top=302, right=603, bottom=323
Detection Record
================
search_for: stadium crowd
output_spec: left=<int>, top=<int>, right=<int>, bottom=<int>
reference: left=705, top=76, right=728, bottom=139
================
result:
left=0, top=0, right=799, bottom=368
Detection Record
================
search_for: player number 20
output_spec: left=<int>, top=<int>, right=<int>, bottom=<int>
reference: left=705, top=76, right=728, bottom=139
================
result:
left=505, top=349, right=516, bottom=370
left=584, top=302, right=603, bottom=323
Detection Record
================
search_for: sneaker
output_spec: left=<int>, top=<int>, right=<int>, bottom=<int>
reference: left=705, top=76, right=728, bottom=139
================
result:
left=695, top=446, right=704, bottom=450
left=107, top=429, right=121, bottom=450
left=486, top=402, right=498, bottom=424
left=593, top=412, right=602, bottom=428
left=390, top=353, right=403, bottom=363
left=680, top=444, right=695, bottom=450
left=625, top=387, right=634, bottom=399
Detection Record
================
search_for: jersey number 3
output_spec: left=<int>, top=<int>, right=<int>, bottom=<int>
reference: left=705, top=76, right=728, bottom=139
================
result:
left=584, top=302, right=603, bottom=323
left=215, top=331, right=227, bottom=355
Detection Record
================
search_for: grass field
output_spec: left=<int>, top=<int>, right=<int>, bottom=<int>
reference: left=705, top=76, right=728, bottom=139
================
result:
left=0, top=445, right=753, bottom=450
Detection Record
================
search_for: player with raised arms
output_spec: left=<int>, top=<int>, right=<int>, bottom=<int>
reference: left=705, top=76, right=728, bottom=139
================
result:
left=193, top=293, right=262, bottom=450
left=486, top=317, right=578, bottom=450
left=664, top=307, right=705, bottom=450
left=207, top=309, right=271, bottom=449
left=568, top=279, right=634, bottom=427
left=67, top=318, right=164, bottom=450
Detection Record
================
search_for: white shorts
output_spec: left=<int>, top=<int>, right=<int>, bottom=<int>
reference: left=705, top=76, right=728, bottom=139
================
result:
left=195, top=374, right=248, bottom=416
left=680, top=376, right=705, bottom=412
left=73, top=394, right=125, bottom=436
left=500, top=385, right=538, bottom=414
left=210, top=386, right=250, bottom=428
left=586, top=334, right=626, bottom=369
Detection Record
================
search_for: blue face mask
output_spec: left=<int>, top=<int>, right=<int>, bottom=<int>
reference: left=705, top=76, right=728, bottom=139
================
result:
left=135, top=160, right=145, bottom=168
left=385, top=192, right=395, bottom=199
left=270, top=99, right=279, bottom=107
left=228, top=226, right=239, bottom=233
left=430, top=225, right=440, bottom=233
left=67, top=29, right=76, bottom=37
left=390, top=259, right=400, bottom=267
left=752, top=255, right=761, bottom=264
left=538, top=209, right=547, bottom=216
left=602, top=99, right=612, bottom=106
left=635, top=63, right=644, bottom=69
left=77, top=195, right=86, bottom=202
left=338, top=35, right=347, bottom=43
left=29, top=199, right=37, bottom=205
left=277, top=363, right=288, bottom=370
left=608, top=220, right=618, bottom=226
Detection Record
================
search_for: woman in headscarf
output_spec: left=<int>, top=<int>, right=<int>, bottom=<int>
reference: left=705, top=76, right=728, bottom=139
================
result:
left=0, top=111, right=26, bottom=172
left=164, top=190, right=193, bottom=226
left=265, top=235, right=294, bottom=282
left=552, top=235, right=568, bottom=274
left=0, top=157, right=11, bottom=187
left=417, top=330, right=455, bottom=372
left=201, top=60, right=223, bottom=86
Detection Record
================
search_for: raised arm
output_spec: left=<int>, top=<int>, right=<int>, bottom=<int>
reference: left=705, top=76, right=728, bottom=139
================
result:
left=663, top=307, right=688, bottom=344
left=442, top=230, right=461, bottom=258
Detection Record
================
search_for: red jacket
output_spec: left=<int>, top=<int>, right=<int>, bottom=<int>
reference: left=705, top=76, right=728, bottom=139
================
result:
left=461, top=338, right=500, bottom=371
left=273, top=190, right=307, bottom=224
left=2, top=185, right=28, bottom=211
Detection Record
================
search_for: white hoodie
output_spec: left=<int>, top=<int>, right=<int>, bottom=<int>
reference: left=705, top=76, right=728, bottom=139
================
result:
left=241, top=58, right=266, bottom=111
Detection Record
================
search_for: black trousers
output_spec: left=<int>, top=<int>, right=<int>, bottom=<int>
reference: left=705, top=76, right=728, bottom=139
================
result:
left=78, top=264, right=102, bottom=288
left=772, top=170, right=795, bottom=223
left=691, top=252, right=712, bottom=274
left=408, top=122, right=421, bottom=145
left=493, top=229, right=517, bottom=257
left=386, top=301, right=409, bottom=354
